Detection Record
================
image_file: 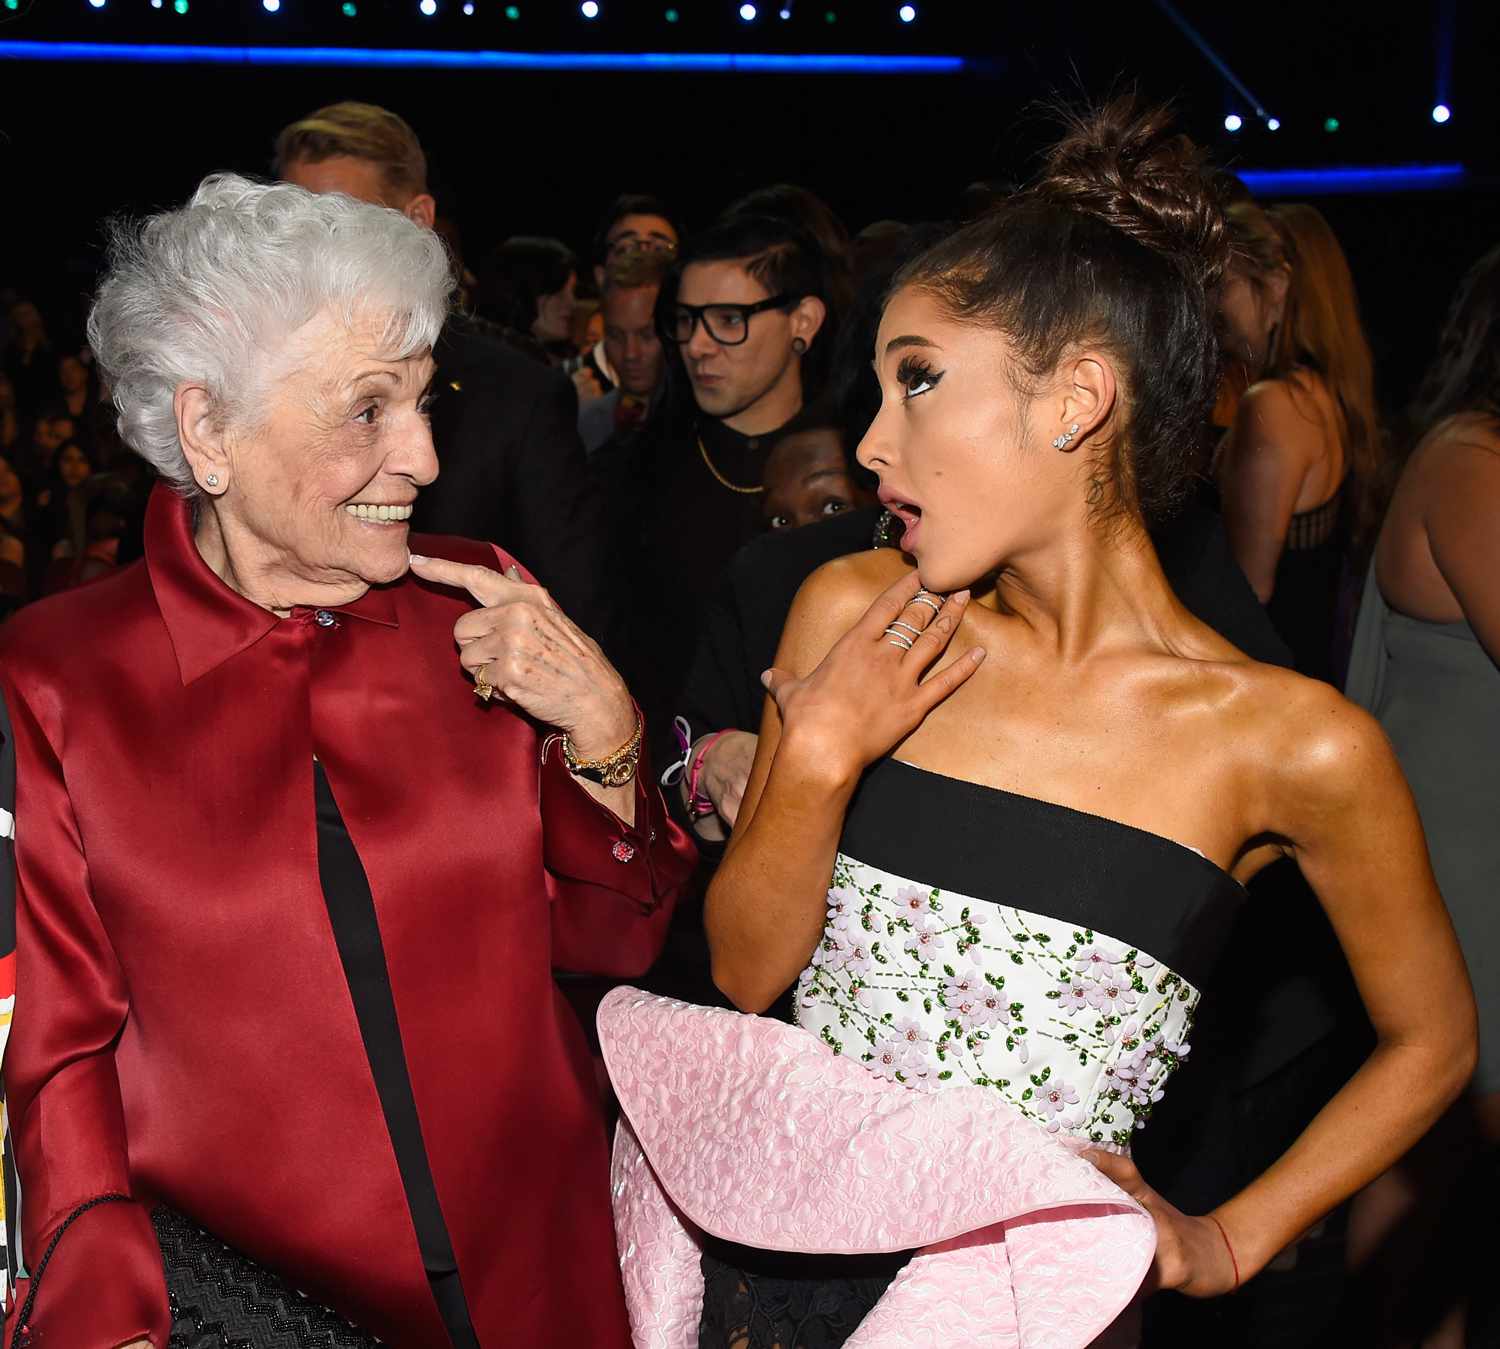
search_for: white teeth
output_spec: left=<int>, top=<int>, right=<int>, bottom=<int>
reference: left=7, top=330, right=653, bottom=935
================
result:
left=344, top=503, right=412, bottom=522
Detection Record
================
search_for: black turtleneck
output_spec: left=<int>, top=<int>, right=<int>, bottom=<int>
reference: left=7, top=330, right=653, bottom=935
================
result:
left=606, top=410, right=794, bottom=769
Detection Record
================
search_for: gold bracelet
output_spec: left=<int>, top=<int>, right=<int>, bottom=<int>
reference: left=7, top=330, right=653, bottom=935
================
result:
left=562, top=713, right=643, bottom=788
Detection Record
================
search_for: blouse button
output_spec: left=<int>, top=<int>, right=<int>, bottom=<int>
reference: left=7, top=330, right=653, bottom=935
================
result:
left=612, top=839, right=637, bottom=863
left=313, top=609, right=337, bottom=628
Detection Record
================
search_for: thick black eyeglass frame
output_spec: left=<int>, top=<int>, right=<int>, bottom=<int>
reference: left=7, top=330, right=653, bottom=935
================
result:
left=672, top=293, right=801, bottom=346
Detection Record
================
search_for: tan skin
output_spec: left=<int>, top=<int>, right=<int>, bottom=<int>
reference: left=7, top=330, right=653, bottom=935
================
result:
left=677, top=260, right=826, bottom=436
left=705, top=284, right=1476, bottom=1299
left=1215, top=261, right=1348, bottom=601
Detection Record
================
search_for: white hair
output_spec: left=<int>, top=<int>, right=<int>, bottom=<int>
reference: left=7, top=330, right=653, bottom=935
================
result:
left=87, top=172, right=453, bottom=495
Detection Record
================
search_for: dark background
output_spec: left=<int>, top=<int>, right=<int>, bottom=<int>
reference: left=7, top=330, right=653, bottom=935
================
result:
left=4, top=0, right=1498, bottom=408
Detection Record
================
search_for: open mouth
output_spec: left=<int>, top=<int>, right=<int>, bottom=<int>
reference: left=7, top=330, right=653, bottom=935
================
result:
left=879, top=493, right=923, bottom=549
left=344, top=502, right=414, bottom=523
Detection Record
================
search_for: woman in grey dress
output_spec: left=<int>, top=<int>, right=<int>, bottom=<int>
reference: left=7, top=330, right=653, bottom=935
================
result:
left=1344, top=242, right=1500, bottom=1346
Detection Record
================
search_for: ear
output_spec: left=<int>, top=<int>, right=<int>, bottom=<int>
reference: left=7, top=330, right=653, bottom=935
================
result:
left=1057, top=352, right=1117, bottom=451
left=789, top=295, right=828, bottom=351
left=402, top=193, right=438, bottom=231
left=175, top=384, right=230, bottom=493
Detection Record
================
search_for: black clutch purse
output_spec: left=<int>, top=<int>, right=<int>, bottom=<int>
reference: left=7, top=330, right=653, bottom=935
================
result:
left=12, top=1196, right=380, bottom=1349
left=154, top=1206, right=381, bottom=1349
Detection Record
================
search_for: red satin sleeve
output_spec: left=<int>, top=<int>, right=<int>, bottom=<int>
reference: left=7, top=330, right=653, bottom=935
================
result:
left=540, top=730, right=695, bottom=976
left=0, top=683, right=171, bottom=1347
left=478, top=542, right=696, bottom=975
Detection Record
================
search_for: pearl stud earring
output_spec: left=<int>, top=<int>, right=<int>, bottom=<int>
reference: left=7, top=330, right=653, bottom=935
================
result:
left=205, top=474, right=219, bottom=488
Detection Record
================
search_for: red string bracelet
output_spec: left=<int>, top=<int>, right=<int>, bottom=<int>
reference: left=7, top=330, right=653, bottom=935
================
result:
left=1208, top=1214, right=1240, bottom=1290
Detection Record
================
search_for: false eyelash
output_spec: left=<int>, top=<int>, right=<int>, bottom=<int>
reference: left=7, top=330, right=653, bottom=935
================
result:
left=895, top=356, right=943, bottom=399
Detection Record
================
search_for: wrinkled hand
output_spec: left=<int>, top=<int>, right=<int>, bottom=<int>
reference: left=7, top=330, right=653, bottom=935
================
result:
left=762, top=573, right=984, bottom=781
left=407, top=554, right=635, bottom=758
left=1082, top=1149, right=1239, bottom=1297
left=697, top=730, right=757, bottom=827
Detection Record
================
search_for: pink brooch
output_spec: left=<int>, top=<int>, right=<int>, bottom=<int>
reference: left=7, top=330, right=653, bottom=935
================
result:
left=612, top=839, right=637, bottom=863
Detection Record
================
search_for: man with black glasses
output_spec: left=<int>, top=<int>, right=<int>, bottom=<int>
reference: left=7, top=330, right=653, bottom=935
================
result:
left=596, top=213, right=830, bottom=771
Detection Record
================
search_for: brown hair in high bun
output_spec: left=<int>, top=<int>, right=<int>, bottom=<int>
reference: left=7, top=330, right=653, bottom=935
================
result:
left=894, top=96, right=1227, bottom=524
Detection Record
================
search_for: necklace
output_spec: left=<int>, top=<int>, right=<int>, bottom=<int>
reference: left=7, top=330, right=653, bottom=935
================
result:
left=697, top=435, right=764, bottom=495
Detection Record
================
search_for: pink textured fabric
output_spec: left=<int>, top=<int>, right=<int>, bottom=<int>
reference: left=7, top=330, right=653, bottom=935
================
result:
left=599, top=988, right=1156, bottom=1348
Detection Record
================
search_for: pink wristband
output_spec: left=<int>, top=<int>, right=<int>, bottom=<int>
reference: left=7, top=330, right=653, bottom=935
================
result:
left=687, top=731, right=730, bottom=817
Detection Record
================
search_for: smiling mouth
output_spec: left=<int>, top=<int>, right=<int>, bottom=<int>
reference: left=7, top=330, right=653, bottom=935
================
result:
left=344, top=502, right=413, bottom=523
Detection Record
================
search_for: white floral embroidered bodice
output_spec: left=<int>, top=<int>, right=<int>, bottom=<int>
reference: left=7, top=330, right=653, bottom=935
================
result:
left=792, top=758, right=1247, bottom=1150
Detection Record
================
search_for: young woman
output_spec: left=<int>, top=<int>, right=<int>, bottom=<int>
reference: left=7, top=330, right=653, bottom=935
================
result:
left=1343, top=241, right=1500, bottom=1346
left=690, top=101, right=1473, bottom=1346
left=1214, top=202, right=1382, bottom=681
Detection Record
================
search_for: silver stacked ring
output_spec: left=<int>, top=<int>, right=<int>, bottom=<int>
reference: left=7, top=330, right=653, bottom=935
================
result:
left=883, top=626, right=915, bottom=650
left=909, top=591, right=944, bottom=618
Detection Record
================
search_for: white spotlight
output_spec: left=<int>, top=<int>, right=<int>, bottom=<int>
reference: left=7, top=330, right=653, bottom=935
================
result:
left=419, top=0, right=436, bottom=13
left=1432, top=103, right=1451, bottom=124
left=1223, top=113, right=1243, bottom=133
left=739, top=2, right=757, bottom=18
left=462, top=1, right=473, bottom=10
left=899, top=3, right=916, bottom=20
left=262, top=0, right=279, bottom=10
left=580, top=0, right=599, bottom=14
left=88, top=0, right=107, bottom=8
left=1266, top=116, right=1281, bottom=131
left=778, top=4, right=790, bottom=14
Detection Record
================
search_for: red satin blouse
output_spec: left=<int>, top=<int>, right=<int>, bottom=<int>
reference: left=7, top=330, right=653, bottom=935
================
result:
left=0, top=486, right=695, bottom=1347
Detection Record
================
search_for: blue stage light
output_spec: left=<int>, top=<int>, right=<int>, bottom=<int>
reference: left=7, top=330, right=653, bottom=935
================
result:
left=1432, top=104, right=1451, bottom=124
left=580, top=0, right=599, bottom=15
left=1238, top=163, right=1467, bottom=196
left=740, top=3, right=757, bottom=19
left=419, top=0, right=436, bottom=13
left=899, top=4, right=915, bottom=21
left=1224, top=113, right=1242, bottom=132
left=1266, top=117, right=1281, bottom=131
left=0, top=40, right=968, bottom=74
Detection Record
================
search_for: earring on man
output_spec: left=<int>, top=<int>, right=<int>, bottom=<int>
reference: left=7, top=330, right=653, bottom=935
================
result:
left=792, top=337, right=807, bottom=354
left=1052, top=423, right=1081, bottom=450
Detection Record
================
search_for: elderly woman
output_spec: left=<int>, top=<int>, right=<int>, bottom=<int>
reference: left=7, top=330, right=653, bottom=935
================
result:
left=0, top=175, right=693, bottom=1347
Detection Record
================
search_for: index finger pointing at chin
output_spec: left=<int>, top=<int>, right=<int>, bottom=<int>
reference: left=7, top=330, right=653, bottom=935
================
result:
left=408, top=553, right=525, bottom=609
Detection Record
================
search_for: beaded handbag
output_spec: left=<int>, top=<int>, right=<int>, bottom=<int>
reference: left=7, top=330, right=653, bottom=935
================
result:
left=12, top=1199, right=380, bottom=1348
left=156, top=1205, right=381, bottom=1348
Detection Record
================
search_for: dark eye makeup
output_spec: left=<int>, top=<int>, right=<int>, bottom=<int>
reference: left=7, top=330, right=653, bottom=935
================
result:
left=895, top=356, right=943, bottom=400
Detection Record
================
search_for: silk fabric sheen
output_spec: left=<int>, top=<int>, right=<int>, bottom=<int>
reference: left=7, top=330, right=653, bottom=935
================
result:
left=0, top=486, right=694, bottom=1347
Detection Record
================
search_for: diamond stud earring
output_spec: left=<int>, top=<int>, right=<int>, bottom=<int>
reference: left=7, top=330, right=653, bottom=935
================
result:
left=205, top=474, right=220, bottom=488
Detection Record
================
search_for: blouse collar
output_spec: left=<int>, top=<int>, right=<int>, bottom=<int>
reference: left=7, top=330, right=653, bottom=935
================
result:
left=145, top=484, right=400, bottom=686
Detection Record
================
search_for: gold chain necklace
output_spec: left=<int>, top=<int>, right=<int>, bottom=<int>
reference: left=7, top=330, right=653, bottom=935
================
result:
left=697, top=435, right=764, bottom=495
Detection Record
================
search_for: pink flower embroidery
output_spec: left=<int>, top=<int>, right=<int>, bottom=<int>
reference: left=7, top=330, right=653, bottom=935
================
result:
left=894, top=884, right=934, bottom=917
left=903, top=916, right=947, bottom=966
left=1057, top=979, right=1091, bottom=1014
left=1086, top=977, right=1138, bottom=1015
left=1074, top=944, right=1123, bottom=979
left=1036, top=1078, right=1081, bottom=1132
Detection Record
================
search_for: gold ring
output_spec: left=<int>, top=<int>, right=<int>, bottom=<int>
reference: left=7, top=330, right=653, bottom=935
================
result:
left=473, top=662, right=496, bottom=702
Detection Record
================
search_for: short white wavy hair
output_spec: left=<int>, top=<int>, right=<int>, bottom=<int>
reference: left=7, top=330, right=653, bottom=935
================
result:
left=88, top=172, right=453, bottom=495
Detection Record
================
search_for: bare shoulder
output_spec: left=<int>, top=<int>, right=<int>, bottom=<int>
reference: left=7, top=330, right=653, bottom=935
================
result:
left=1230, top=662, right=1400, bottom=830
left=1416, top=413, right=1500, bottom=481
left=1235, top=376, right=1325, bottom=445
left=780, top=549, right=915, bottom=677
